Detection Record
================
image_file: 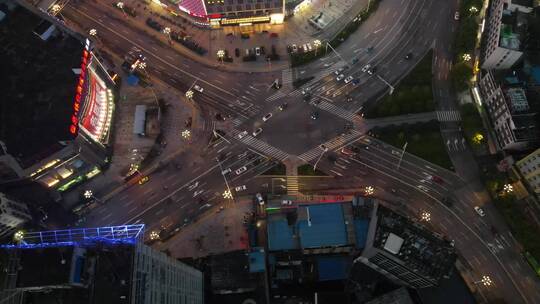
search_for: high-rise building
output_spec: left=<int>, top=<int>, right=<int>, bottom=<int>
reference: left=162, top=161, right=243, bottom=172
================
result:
left=0, top=193, right=32, bottom=239
left=0, top=225, right=204, bottom=304
left=356, top=203, right=456, bottom=289
left=515, top=148, right=540, bottom=195
left=481, top=0, right=532, bottom=69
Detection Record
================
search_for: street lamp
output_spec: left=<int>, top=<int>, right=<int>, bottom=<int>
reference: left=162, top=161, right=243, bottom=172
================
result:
left=116, top=2, right=127, bottom=16
left=313, top=39, right=321, bottom=55
left=469, top=6, right=478, bottom=14
left=14, top=230, right=24, bottom=242
left=420, top=211, right=431, bottom=222
left=462, top=53, right=472, bottom=62
left=185, top=90, right=194, bottom=100
left=475, top=275, right=492, bottom=287
left=365, top=186, right=374, bottom=196
left=163, top=27, right=171, bottom=42
left=503, top=183, right=514, bottom=194
left=217, top=49, right=225, bottom=64
left=223, top=190, right=233, bottom=199
left=149, top=231, right=160, bottom=240
left=84, top=190, right=93, bottom=199
left=181, top=129, right=191, bottom=139
left=89, top=28, right=97, bottom=37
left=51, top=4, right=61, bottom=14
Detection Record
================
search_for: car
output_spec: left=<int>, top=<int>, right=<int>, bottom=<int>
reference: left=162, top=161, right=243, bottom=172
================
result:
left=311, top=112, right=319, bottom=120
left=344, top=76, right=354, bottom=84
left=262, top=113, right=273, bottom=122
left=281, top=200, right=293, bottom=205
left=320, top=144, right=328, bottom=151
left=238, top=131, right=248, bottom=139
left=306, top=43, right=312, bottom=51
left=391, top=150, right=401, bottom=156
left=235, top=48, right=240, bottom=57
left=336, top=74, right=345, bottom=81
left=138, top=176, right=149, bottom=185
left=390, top=189, right=397, bottom=194
left=199, top=203, right=212, bottom=209
left=256, top=193, right=265, bottom=205
left=221, top=168, right=232, bottom=175
left=454, top=11, right=460, bottom=20
left=278, top=103, right=288, bottom=111
left=193, top=190, right=204, bottom=197
left=292, top=44, right=298, bottom=53
left=361, top=64, right=371, bottom=73
left=352, top=79, right=360, bottom=85
left=474, top=206, right=485, bottom=217
left=260, top=46, right=265, bottom=55
left=270, top=32, right=278, bottom=38
left=404, top=52, right=413, bottom=60
left=235, top=166, right=247, bottom=175
left=417, top=185, right=429, bottom=192
left=302, top=44, right=308, bottom=52
left=367, top=66, right=377, bottom=75
left=252, top=128, right=263, bottom=137
left=334, top=67, right=345, bottom=75
left=188, top=181, right=199, bottom=191
left=241, top=33, right=250, bottom=39
left=255, top=47, right=261, bottom=56
left=193, top=85, right=203, bottom=93
left=235, top=185, right=247, bottom=192
left=352, top=58, right=359, bottom=64
left=431, top=175, right=444, bottom=184
left=340, top=147, right=355, bottom=156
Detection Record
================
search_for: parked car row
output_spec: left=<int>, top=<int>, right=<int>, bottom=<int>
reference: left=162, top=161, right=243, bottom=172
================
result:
left=287, top=42, right=316, bottom=54
left=145, top=18, right=207, bottom=55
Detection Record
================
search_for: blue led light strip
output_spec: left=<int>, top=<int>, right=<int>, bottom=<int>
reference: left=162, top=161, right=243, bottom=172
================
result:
left=0, top=224, right=145, bottom=249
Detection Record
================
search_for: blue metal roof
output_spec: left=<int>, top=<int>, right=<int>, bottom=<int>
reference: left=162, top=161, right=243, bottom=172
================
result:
left=249, top=248, right=266, bottom=273
left=298, top=204, right=347, bottom=248
left=267, top=218, right=298, bottom=251
left=354, top=219, right=369, bottom=248
left=317, top=256, right=350, bottom=281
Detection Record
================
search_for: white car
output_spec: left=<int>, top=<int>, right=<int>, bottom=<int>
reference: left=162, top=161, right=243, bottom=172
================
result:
left=417, top=185, right=429, bottom=192
left=238, top=131, right=248, bottom=139
left=281, top=200, right=293, bottom=205
left=256, top=193, right=265, bottom=205
left=320, top=144, right=328, bottom=151
left=193, top=190, right=204, bottom=197
left=361, top=64, right=371, bottom=73
left=344, top=76, right=353, bottom=84
left=307, top=43, right=313, bottom=51
left=336, top=74, right=345, bottom=81
left=235, top=185, right=247, bottom=192
left=188, top=181, right=199, bottom=191
left=235, top=166, right=247, bottom=175
left=253, top=128, right=263, bottom=137
left=262, top=113, right=273, bottom=122
left=474, top=206, right=485, bottom=217
left=255, top=47, right=261, bottom=56
left=221, top=168, right=231, bottom=175
left=193, top=85, right=204, bottom=93
left=454, top=11, right=460, bottom=20
left=334, top=67, right=345, bottom=75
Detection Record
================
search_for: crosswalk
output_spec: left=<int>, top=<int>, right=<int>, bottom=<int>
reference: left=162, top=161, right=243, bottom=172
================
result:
left=286, top=176, right=299, bottom=195
left=298, top=130, right=363, bottom=162
left=437, top=111, right=461, bottom=122
left=231, top=118, right=243, bottom=127
left=314, top=100, right=362, bottom=123
left=282, top=68, right=294, bottom=86
left=265, top=90, right=287, bottom=102
left=231, top=130, right=290, bottom=161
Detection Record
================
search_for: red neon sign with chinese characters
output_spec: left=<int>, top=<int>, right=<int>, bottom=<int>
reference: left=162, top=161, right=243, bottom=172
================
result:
left=70, top=49, right=91, bottom=135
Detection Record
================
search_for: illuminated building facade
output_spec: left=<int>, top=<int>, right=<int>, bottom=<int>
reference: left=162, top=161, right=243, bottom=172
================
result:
left=0, top=225, right=204, bottom=304
left=0, top=193, right=32, bottom=238
left=178, top=0, right=285, bottom=26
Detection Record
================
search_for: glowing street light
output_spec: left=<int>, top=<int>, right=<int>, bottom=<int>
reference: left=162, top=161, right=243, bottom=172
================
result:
left=181, top=129, right=191, bottom=139
left=313, top=39, right=321, bottom=55
left=462, top=53, right=472, bottom=62
left=149, top=231, right=160, bottom=240
left=420, top=211, right=431, bottom=222
left=503, top=183, right=514, bottom=193
left=223, top=189, right=233, bottom=199
left=89, top=28, right=97, bottom=36
left=163, top=27, right=171, bottom=42
left=472, top=133, right=484, bottom=144
left=365, top=186, right=374, bottom=196
left=469, top=6, right=478, bottom=14
left=185, top=90, right=194, bottom=100
left=84, top=190, right=93, bottom=199
left=475, top=275, right=492, bottom=287
left=116, top=2, right=127, bottom=16
left=14, top=230, right=24, bottom=242
left=51, top=4, right=61, bottom=14
left=217, top=49, right=225, bottom=63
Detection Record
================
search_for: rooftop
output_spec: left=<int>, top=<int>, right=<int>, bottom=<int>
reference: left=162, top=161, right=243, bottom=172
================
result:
left=372, top=205, right=456, bottom=281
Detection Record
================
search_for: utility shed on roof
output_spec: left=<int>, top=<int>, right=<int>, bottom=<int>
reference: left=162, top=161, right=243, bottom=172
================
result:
left=133, top=105, right=147, bottom=135
left=297, top=204, right=347, bottom=248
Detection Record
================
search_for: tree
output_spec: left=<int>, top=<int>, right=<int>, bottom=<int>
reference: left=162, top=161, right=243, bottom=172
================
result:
left=451, top=62, right=473, bottom=91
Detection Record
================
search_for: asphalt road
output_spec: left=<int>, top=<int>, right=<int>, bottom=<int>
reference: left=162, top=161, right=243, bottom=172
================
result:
left=59, top=0, right=540, bottom=302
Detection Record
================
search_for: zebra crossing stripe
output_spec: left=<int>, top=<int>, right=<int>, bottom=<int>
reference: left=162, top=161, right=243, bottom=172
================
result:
left=287, top=176, right=299, bottom=195
left=266, top=90, right=287, bottom=102
left=297, top=130, right=363, bottom=162
left=436, top=111, right=461, bottom=122
left=316, top=100, right=359, bottom=122
left=239, top=136, right=289, bottom=161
